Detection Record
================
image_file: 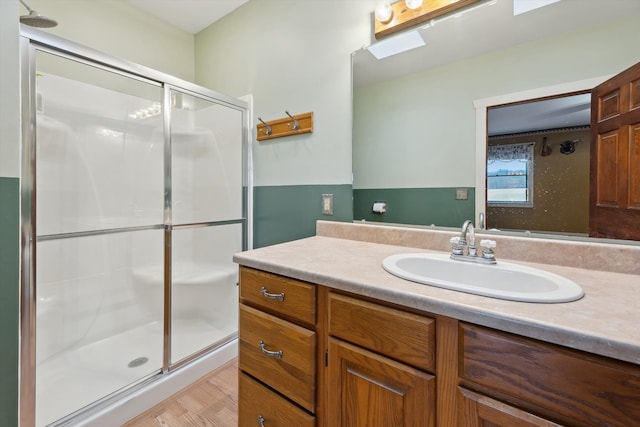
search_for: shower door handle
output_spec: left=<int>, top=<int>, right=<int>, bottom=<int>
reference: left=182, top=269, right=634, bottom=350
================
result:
left=260, top=286, right=285, bottom=302
left=259, top=341, right=283, bottom=359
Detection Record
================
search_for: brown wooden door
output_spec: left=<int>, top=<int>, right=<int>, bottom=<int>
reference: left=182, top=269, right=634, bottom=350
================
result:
left=590, top=61, right=640, bottom=239
left=327, top=337, right=435, bottom=427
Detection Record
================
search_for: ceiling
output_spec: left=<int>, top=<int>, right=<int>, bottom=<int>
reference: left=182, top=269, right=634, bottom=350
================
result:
left=125, top=0, right=248, bottom=34
left=487, top=93, right=591, bottom=136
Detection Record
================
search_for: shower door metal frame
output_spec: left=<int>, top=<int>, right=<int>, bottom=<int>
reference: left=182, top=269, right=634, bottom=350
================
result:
left=19, top=25, right=250, bottom=427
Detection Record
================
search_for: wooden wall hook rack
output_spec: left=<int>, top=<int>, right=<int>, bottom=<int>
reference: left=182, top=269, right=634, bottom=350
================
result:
left=257, top=111, right=313, bottom=141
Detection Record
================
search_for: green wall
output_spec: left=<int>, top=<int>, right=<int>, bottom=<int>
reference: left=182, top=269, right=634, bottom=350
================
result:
left=0, top=178, right=19, bottom=427
left=254, top=184, right=352, bottom=248
left=354, top=187, right=474, bottom=227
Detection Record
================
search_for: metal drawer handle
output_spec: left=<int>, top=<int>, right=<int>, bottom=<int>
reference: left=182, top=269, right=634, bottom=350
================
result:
left=260, top=286, right=285, bottom=302
left=259, top=340, right=283, bottom=359
left=258, top=415, right=265, bottom=426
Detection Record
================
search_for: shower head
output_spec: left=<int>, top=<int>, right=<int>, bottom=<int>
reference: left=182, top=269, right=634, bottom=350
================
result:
left=19, top=0, right=58, bottom=28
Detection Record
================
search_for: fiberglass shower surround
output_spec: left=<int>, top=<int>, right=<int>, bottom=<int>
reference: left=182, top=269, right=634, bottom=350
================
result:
left=21, top=30, right=248, bottom=427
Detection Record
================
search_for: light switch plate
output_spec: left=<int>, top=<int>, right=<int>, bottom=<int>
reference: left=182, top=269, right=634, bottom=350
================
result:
left=322, top=194, right=334, bottom=215
left=456, top=188, right=468, bottom=200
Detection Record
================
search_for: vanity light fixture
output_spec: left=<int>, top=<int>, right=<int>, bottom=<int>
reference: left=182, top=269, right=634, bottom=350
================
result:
left=375, top=3, right=394, bottom=23
left=374, top=0, right=480, bottom=39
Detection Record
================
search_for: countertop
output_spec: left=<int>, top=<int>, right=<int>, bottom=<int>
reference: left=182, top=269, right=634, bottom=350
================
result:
left=234, top=233, right=640, bottom=365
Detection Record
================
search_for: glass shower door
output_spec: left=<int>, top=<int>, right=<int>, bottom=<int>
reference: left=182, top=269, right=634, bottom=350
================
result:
left=169, top=90, right=245, bottom=364
left=33, top=51, right=165, bottom=426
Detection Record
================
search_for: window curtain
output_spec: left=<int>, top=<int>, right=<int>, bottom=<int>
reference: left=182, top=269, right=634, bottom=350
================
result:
left=487, top=142, right=534, bottom=163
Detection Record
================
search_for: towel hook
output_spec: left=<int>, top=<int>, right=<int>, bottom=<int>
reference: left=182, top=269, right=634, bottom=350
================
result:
left=285, top=110, right=299, bottom=130
left=258, top=117, right=272, bottom=136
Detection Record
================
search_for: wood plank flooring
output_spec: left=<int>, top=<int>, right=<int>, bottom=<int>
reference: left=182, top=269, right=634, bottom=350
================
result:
left=124, top=359, right=238, bottom=427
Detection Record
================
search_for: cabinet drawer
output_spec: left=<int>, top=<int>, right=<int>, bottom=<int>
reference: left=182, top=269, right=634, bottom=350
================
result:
left=328, top=292, right=435, bottom=372
left=239, top=373, right=315, bottom=427
left=240, top=267, right=316, bottom=327
left=460, top=323, right=640, bottom=427
left=239, top=304, right=316, bottom=412
left=458, top=388, right=563, bottom=427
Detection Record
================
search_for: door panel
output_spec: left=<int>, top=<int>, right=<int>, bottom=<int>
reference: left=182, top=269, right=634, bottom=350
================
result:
left=630, top=123, right=640, bottom=208
left=594, top=131, right=621, bottom=207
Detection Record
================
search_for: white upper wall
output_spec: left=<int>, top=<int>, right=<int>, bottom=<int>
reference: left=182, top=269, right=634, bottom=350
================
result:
left=23, top=0, right=196, bottom=81
left=194, top=0, right=377, bottom=187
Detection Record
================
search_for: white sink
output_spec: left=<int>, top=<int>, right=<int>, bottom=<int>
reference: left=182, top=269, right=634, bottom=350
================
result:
left=382, top=253, right=584, bottom=303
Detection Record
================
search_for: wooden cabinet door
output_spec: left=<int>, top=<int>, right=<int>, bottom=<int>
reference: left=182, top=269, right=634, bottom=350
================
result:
left=327, top=338, right=435, bottom=427
left=458, top=388, right=564, bottom=427
left=590, top=60, right=640, bottom=239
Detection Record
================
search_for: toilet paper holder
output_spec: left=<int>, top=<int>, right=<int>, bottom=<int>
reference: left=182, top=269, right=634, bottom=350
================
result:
left=372, top=201, right=387, bottom=214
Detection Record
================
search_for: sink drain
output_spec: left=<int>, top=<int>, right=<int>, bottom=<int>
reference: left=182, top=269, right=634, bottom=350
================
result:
left=128, top=357, right=149, bottom=368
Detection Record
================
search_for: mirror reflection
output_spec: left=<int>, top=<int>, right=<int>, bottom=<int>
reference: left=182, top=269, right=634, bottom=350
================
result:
left=486, top=93, right=590, bottom=236
left=352, top=0, right=640, bottom=242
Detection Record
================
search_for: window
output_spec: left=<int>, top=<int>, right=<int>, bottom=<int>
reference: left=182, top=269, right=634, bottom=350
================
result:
left=487, top=142, right=534, bottom=207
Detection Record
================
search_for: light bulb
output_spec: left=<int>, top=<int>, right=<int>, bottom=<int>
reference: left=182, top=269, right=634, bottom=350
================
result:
left=405, top=0, right=423, bottom=9
left=375, top=3, right=393, bottom=23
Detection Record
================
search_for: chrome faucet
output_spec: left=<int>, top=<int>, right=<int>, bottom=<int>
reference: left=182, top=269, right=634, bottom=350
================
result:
left=450, top=220, right=497, bottom=264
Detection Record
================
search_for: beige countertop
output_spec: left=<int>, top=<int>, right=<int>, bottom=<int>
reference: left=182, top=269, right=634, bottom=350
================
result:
left=234, top=223, right=640, bottom=365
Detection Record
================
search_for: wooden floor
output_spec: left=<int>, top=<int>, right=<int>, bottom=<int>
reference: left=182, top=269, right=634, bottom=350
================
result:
left=124, top=359, right=238, bottom=427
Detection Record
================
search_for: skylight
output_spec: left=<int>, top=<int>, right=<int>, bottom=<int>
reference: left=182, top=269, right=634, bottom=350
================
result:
left=513, top=0, right=562, bottom=16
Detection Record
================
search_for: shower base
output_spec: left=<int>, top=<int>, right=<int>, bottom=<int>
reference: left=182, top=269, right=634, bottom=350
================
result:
left=36, top=319, right=237, bottom=427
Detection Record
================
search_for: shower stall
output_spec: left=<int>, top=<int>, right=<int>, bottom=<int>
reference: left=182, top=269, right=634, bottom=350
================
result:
left=20, top=28, right=249, bottom=426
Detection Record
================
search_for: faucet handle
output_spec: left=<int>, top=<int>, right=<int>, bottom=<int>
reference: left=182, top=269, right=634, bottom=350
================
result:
left=480, top=239, right=496, bottom=248
left=480, top=239, right=496, bottom=260
left=449, top=237, right=464, bottom=255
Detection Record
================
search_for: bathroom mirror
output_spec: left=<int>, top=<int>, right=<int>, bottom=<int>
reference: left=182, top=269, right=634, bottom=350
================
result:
left=352, top=0, right=640, bottom=242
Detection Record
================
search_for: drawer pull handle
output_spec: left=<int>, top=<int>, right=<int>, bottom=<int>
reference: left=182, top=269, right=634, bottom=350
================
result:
left=259, top=340, right=283, bottom=359
left=257, top=415, right=265, bottom=426
left=260, top=286, right=285, bottom=302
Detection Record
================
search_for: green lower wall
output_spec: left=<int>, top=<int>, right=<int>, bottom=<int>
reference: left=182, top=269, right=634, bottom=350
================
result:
left=0, top=178, right=19, bottom=427
left=253, top=184, right=353, bottom=248
left=353, top=187, right=475, bottom=228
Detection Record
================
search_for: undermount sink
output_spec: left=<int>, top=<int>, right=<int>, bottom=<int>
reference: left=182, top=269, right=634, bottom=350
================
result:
left=382, top=253, right=584, bottom=303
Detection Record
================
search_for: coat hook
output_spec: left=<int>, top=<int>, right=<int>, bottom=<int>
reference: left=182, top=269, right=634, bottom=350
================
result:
left=258, top=117, right=272, bottom=135
left=285, top=110, right=299, bottom=130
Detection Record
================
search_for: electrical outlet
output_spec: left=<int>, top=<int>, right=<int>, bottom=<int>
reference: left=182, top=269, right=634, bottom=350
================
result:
left=322, top=194, right=334, bottom=215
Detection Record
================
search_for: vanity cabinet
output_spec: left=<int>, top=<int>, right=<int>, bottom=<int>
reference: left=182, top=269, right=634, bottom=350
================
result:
left=238, top=267, right=318, bottom=426
left=237, top=266, right=640, bottom=427
left=326, top=292, right=437, bottom=427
